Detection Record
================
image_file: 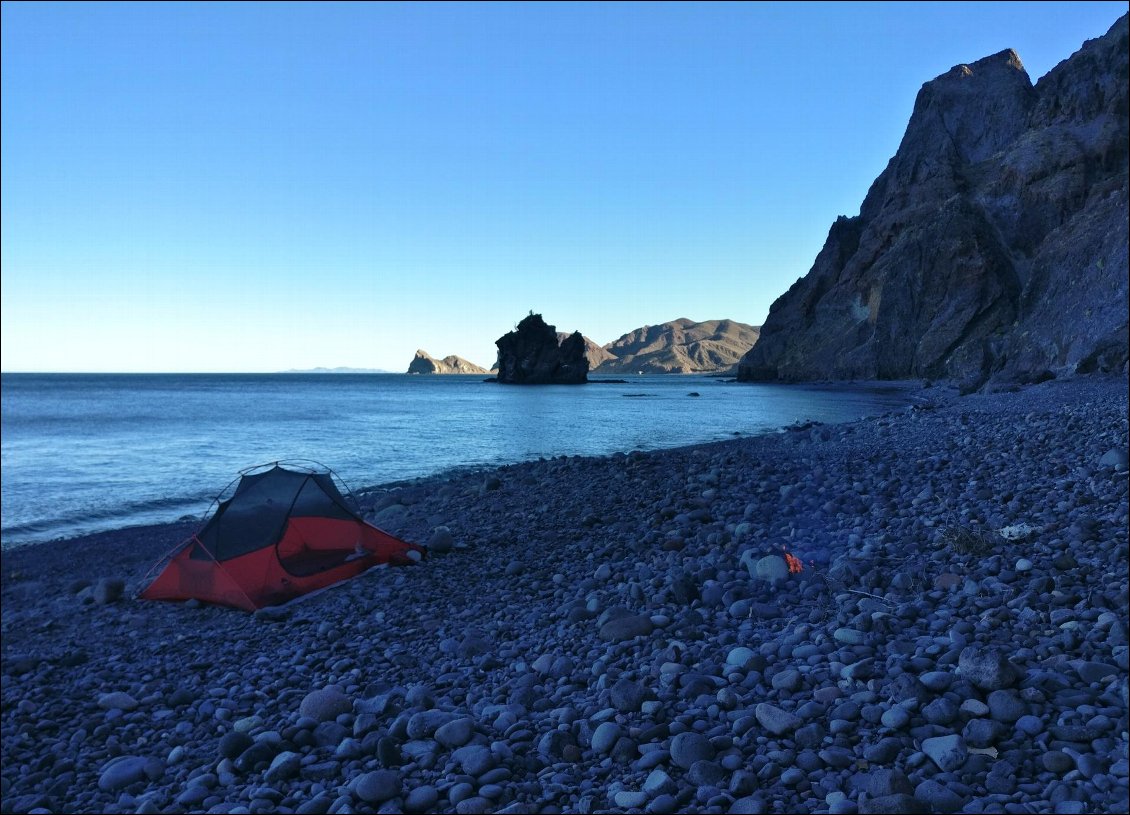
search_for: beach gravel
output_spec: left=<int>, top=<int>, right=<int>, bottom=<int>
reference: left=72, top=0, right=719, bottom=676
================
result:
left=1, top=375, right=1127, bottom=814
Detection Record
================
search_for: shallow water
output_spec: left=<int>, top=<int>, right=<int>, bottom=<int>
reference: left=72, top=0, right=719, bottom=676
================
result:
left=0, top=373, right=917, bottom=546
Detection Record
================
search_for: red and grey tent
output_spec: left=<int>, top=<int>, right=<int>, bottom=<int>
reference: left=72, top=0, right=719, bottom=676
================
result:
left=140, top=461, right=423, bottom=611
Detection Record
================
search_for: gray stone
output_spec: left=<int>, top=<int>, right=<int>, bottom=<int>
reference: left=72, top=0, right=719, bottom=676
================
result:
left=918, top=671, right=952, bottom=692
left=880, top=705, right=910, bottom=729
left=219, top=731, right=254, bottom=760
left=754, top=702, right=801, bottom=735
left=1042, top=751, right=1075, bottom=774
left=599, top=614, right=653, bottom=642
left=610, top=678, right=647, bottom=712
left=614, top=790, right=650, bottom=809
left=452, top=744, right=495, bottom=776
left=670, top=731, right=714, bottom=769
left=405, top=785, right=439, bottom=814
left=643, top=769, right=676, bottom=796
left=729, top=796, right=766, bottom=815
left=834, top=627, right=867, bottom=645
left=355, top=770, right=401, bottom=804
left=98, top=691, right=139, bottom=711
left=406, top=710, right=456, bottom=739
left=299, top=687, right=352, bottom=723
left=866, top=768, right=914, bottom=797
left=986, top=689, right=1026, bottom=722
left=1099, top=448, right=1129, bottom=471
left=93, top=578, right=125, bottom=605
left=754, top=555, right=789, bottom=583
left=922, top=734, right=968, bottom=772
left=1075, top=660, right=1118, bottom=683
left=861, top=794, right=928, bottom=814
left=963, top=717, right=1006, bottom=747
left=591, top=722, right=621, bottom=755
left=914, top=779, right=965, bottom=813
left=265, top=751, right=302, bottom=781
left=426, top=526, right=454, bottom=553
left=98, top=756, right=163, bottom=792
left=958, top=645, right=1019, bottom=690
left=726, top=647, right=756, bottom=669
left=435, top=717, right=475, bottom=748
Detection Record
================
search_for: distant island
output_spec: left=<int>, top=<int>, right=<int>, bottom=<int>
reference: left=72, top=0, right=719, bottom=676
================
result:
left=282, top=366, right=391, bottom=374
left=411, top=317, right=760, bottom=377
left=407, top=351, right=491, bottom=375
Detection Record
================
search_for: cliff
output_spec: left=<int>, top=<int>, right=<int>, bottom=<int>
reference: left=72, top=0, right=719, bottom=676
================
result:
left=407, top=350, right=489, bottom=375
left=738, top=14, right=1129, bottom=388
left=557, top=332, right=617, bottom=371
left=594, top=318, right=760, bottom=374
left=495, top=314, right=589, bottom=384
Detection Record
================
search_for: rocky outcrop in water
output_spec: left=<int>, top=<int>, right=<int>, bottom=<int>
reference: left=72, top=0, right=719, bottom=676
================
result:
left=738, top=14, right=1129, bottom=388
left=558, top=333, right=617, bottom=371
left=495, top=314, right=589, bottom=384
left=594, top=319, right=760, bottom=374
left=407, top=351, right=489, bottom=375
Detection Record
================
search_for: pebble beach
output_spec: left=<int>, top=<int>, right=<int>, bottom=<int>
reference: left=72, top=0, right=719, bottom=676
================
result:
left=2, top=376, right=1127, bottom=815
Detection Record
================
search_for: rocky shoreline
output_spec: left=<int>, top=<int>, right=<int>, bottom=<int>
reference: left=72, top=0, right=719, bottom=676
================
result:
left=2, top=376, right=1127, bottom=815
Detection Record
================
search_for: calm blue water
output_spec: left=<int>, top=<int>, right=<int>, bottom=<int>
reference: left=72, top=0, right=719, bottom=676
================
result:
left=0, top=373, right=917, bottom=547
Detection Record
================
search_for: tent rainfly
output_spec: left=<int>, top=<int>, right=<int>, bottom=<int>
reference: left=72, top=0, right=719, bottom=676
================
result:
left=140, top=462, right=423, bottom=611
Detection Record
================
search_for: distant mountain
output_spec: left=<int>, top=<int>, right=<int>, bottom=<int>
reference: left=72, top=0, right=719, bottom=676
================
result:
left=407, top=350, right=490, bottom=375
left=593, top=318, right=761, bottom=374
left=284, top=366, right=390, bottom=374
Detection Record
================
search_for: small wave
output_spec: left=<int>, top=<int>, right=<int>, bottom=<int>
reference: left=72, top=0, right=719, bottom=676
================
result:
left=2, top=491, right=210, bottom=547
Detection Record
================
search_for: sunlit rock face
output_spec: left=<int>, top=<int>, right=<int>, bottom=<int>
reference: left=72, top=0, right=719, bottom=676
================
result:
left=739, top=15, right=1129, bottom=388
left=592, top=319, right=761, bottom=374
left=407, top=350, right=488, bottom=375
left=495, top=313, right=589, bottom=384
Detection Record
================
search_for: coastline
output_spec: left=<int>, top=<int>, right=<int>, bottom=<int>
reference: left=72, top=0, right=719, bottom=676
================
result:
left=2, top=374, right=1126, bottom=814
left=0, top=376, right=929, bottom=552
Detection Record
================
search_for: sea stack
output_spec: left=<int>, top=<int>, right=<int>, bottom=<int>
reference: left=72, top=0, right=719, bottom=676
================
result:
left=495, top=313, right=589, bottom=384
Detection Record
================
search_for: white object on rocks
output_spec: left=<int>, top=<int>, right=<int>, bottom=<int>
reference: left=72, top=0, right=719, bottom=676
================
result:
left=998, top=523, right=1036, bottom=541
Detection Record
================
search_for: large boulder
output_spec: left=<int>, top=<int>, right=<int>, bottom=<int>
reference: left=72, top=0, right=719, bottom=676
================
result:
left=494, top=313, right=589, bottom=384
left=738, top=15, right=1128, bottom=387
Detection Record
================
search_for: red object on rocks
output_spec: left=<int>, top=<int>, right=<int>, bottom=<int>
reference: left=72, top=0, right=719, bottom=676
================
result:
left=140, top=462, right=422, bottom=611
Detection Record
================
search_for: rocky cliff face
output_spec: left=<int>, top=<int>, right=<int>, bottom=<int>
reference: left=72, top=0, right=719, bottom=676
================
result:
left=594, top=318, right=761, bottom=374
left=495, top=314, right=589, bottom=384
left=407, top=350, right=489, bottom=375
left=558, top=332, right=617, bottom=371
left=739, top=15, right=1128, bottom=387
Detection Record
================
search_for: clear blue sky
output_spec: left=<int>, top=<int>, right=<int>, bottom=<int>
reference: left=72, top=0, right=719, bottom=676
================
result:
left=2, top=1, right=1125, bottom=372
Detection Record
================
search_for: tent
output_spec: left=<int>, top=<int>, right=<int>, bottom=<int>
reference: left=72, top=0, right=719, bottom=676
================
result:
left=140, top=462, right=423, bottom=611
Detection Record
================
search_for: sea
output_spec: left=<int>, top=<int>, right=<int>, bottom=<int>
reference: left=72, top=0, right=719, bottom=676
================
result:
left=0, top=373, right=919, bottom=548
